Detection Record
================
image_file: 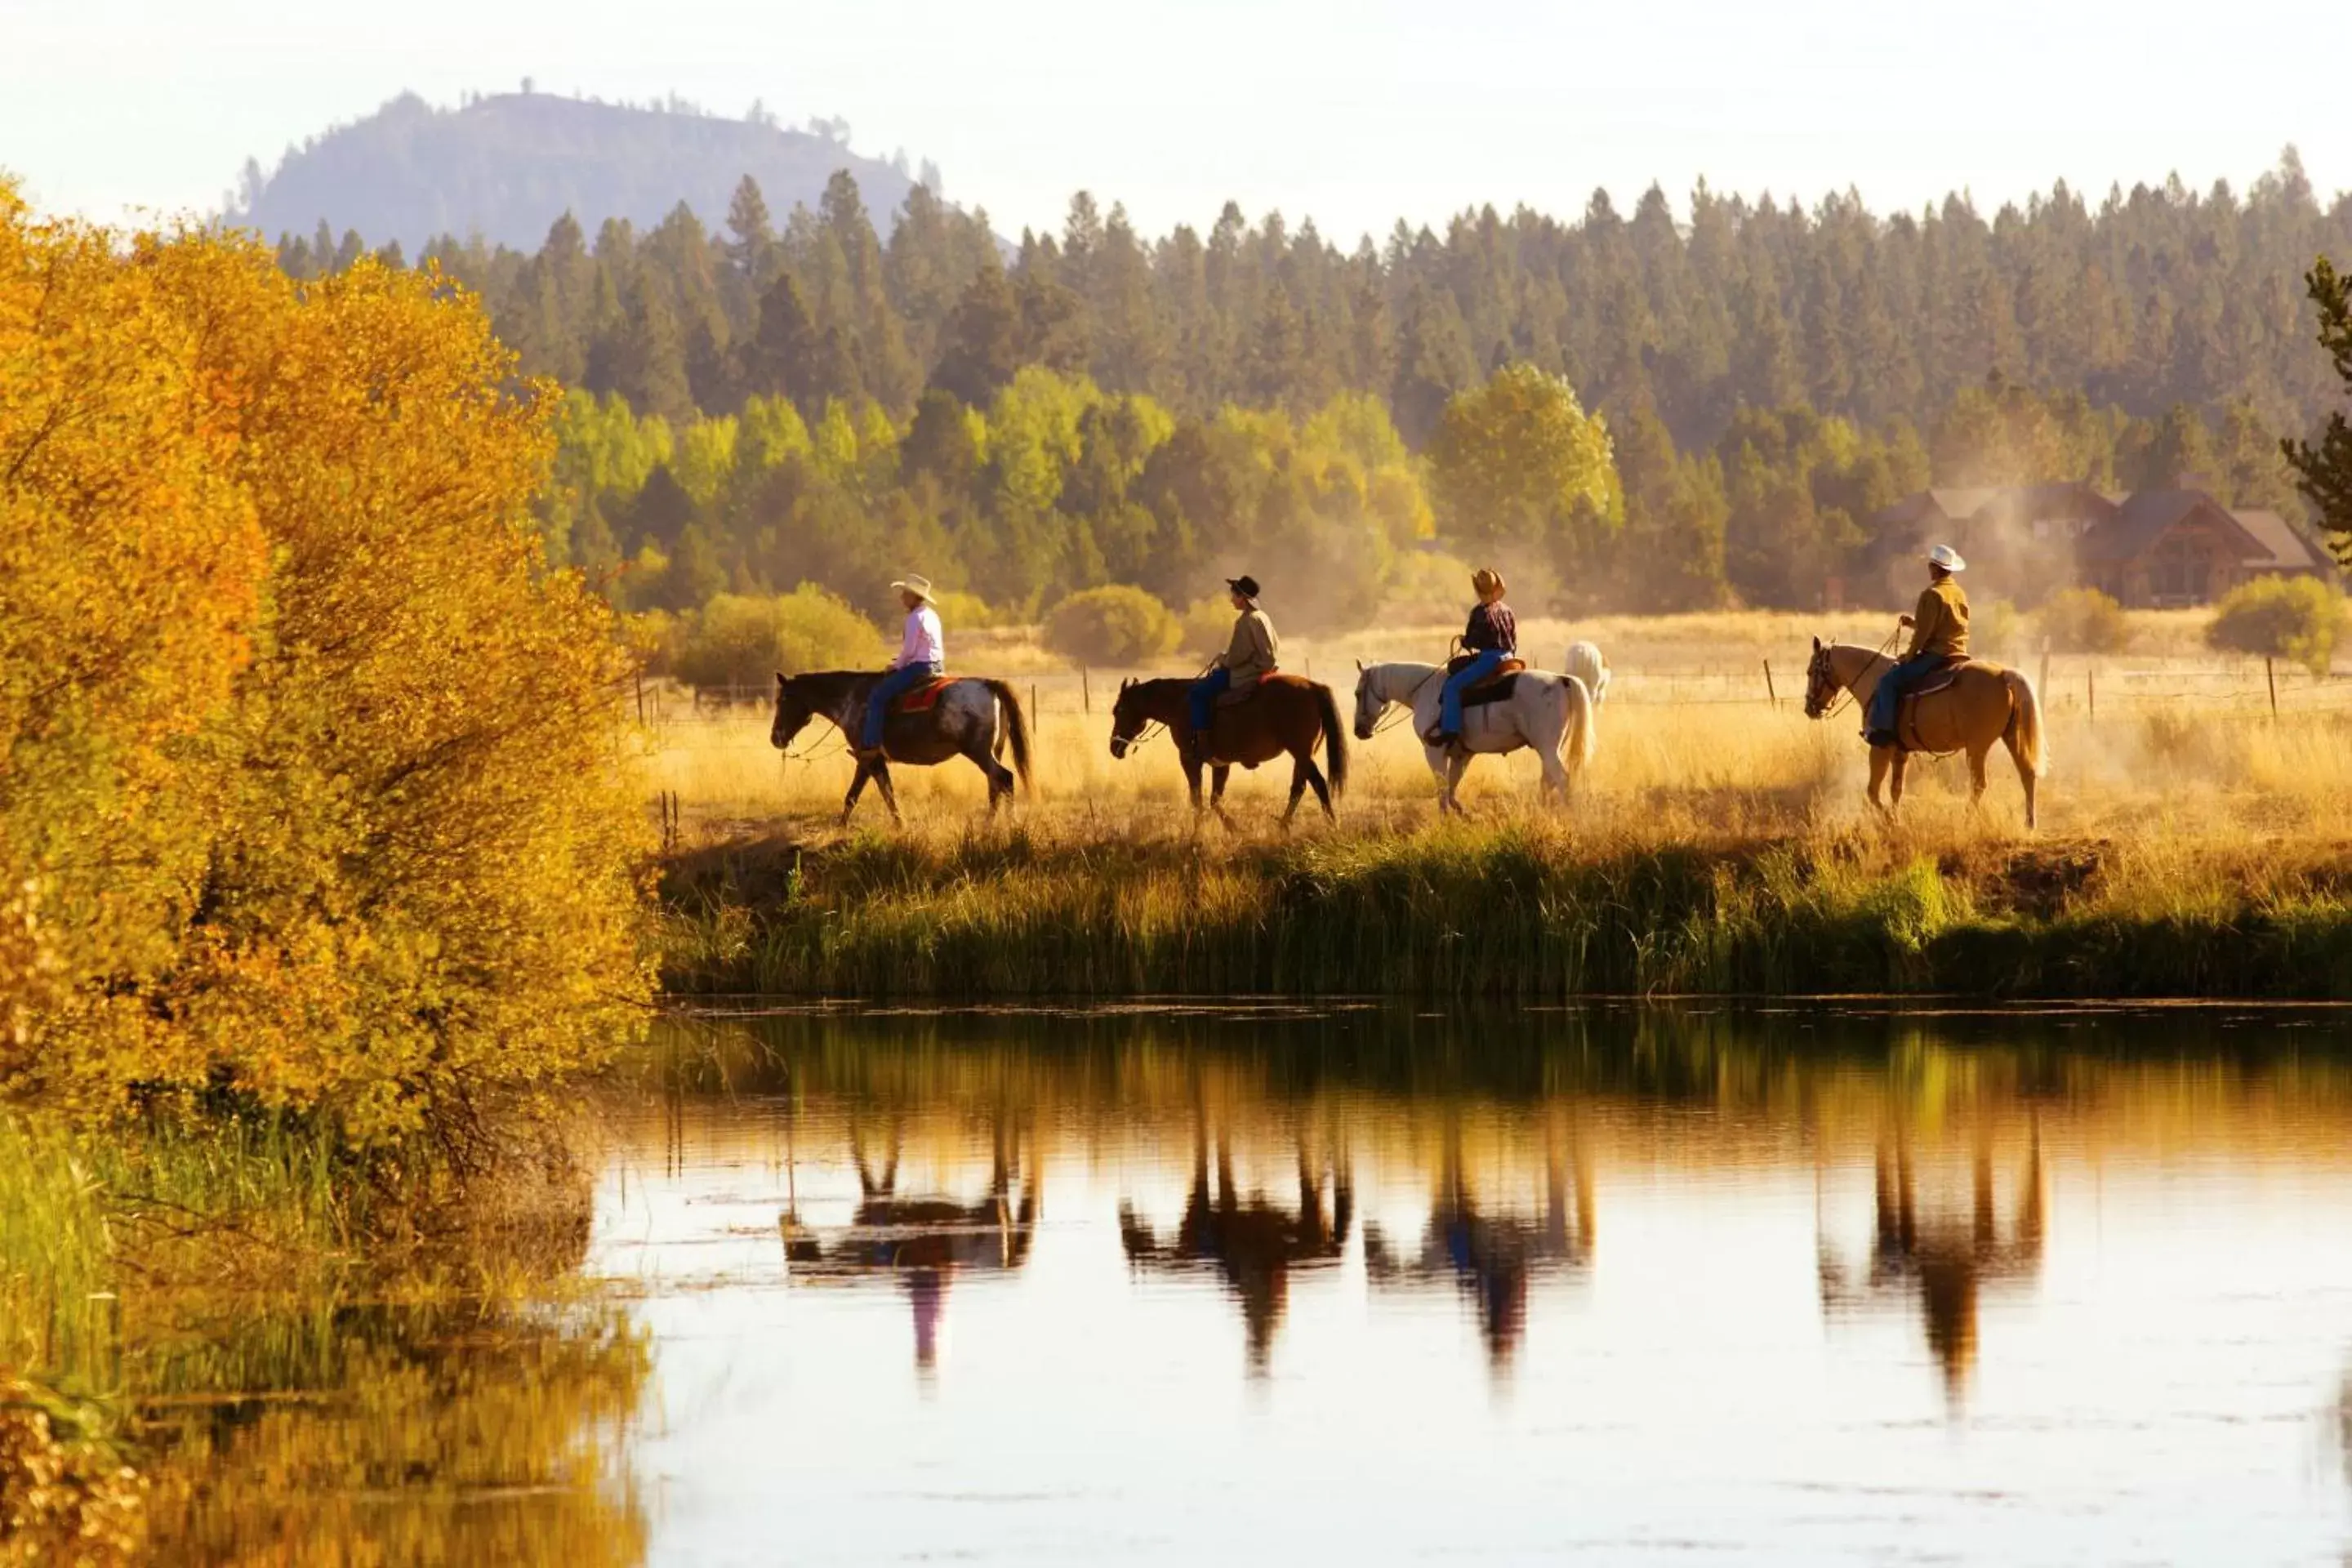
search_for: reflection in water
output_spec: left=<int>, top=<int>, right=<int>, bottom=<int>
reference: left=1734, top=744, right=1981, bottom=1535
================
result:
left=781, top=1116, right=1041, bottom=1373
left=1820, top=1133, right=2046, bottom=1405
left=1118, top=1119, right=1351, bottom=1374
left=608, top=1003, right=2352, bottom=1564
left=1365, top=1114, right=1592, bottom=1372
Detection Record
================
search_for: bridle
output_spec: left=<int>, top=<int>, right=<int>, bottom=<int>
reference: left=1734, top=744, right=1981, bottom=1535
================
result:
left=1361, top=666, right=1446, bottom=737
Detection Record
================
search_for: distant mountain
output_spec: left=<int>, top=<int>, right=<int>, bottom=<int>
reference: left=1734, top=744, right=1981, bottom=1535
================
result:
left=229, top=91, right=928, bottom=252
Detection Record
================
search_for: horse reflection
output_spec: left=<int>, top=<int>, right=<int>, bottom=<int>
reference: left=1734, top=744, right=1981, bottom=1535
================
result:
left=1819, top=1131, right=2044, bottom=1405
left=1118, top=1130, right=1352, bottom=1374
left=782, top=1120, right=1040, bottom=1372
left=1365, top=1124, right=1594, bottom=1371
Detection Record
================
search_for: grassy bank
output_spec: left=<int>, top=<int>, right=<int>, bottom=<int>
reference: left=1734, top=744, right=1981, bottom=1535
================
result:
left=0, top=1107, right=646, bottom=1566
left=660, top=822, right=2352, bottom=1000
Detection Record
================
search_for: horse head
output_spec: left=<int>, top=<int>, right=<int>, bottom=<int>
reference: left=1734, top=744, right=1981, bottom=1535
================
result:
left=1107, top=677, right=1146, bottom=760
left=1801, top=636, right=1839, bottom=719
left=770, top=671, right=815, bottom=750
left=1351, top=662, right=1383, bottom=741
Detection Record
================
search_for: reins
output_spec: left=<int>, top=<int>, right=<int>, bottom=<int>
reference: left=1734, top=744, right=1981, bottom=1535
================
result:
left=1814, top=626, right=1903, bottom=724
left=1367, top=666, right=1446, bottom=737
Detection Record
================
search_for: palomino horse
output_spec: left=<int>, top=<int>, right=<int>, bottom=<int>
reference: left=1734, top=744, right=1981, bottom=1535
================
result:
left=1352, top=660, right=1596, bottom=816
left=1563, top=640, right=1610, bottom=708
left=1802, top=640, right=2046, bottom=829
left=770, top=670, right=1031, bottom=826
left=1107, top=672, right=1348, bottom=828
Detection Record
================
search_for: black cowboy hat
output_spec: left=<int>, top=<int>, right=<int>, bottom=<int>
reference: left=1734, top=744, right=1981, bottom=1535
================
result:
left=1226, top=575, right=1261, bottom=599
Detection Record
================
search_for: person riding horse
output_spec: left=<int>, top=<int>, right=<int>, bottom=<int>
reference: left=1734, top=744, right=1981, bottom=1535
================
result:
left=858, top=573, right=945, bottom=760
left=1424, top=567, right=1517, bottom=749
left=1187, top=575, right=1280, bottom=764
left=1866, top=545, right=1970, bottom=749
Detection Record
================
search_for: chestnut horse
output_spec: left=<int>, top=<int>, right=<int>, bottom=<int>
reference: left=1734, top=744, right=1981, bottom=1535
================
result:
left=770, top=670, right=1031, bottom=826
left=1801, top=639, right=2046, bottom=828
left=1107, top=672, right=1348, bottom=828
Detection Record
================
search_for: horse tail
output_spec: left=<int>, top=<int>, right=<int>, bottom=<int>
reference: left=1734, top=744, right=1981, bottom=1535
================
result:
left=1311, top=681, right=1349, bottom=799
left=983, top=679, right=1034, bottom=795
left=2002, top=668, right=2047, bottom=777
left=1563, top=674, right=1597, bottom=774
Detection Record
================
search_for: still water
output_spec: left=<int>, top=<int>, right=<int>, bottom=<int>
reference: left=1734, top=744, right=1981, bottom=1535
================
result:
left=586, top=1004, right=2352, bottom=1566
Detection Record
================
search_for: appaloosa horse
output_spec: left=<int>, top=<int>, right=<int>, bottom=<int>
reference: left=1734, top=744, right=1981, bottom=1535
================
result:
left=1801, top=639, right=2046, bottom=828
left=1107, top=672, right=1348, bottom=829
left=770, top=670, right=1031, bottom=826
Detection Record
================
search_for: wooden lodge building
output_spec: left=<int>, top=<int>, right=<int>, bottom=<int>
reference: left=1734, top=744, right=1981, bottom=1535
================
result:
left=1860, top=480, right=2328, bottom=609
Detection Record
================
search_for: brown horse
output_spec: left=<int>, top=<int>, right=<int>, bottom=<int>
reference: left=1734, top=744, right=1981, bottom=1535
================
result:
left=770, top=670, right=1031, bottom=826
left=1107, top=673, right=1348, bottom=828
left=1802, top=639, right=2047, bottom=829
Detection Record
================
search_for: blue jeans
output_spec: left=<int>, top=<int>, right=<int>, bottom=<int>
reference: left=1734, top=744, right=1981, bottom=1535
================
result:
left=1439, top=649, right=1507, bottom=735
left=1187, top=668, right=1232, bottom=737
left=1868, top=654, right=1944, bottom=742
left=863, top=661, right=942, bottom=748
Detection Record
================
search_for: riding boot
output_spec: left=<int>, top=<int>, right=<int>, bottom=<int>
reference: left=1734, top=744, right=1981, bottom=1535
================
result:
left=1421, top=724, right=1459, bottom=750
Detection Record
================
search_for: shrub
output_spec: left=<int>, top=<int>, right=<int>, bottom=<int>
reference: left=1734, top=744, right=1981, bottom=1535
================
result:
left=2034, top=587, right=2132, bottom=654
left=0, top=206, right=654, bottom=1138
left=2206, top=576, right=2345, bottom=675
left=673, top=587, right=884, bottom=691
left=1042, top=585, right=1182, bottom=666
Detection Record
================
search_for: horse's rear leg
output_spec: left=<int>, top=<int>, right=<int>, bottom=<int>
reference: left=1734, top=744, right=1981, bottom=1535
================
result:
left=971, top=742, right=1013, bottom=814
left=2007, top=737, right=2039, bottom=831
left=1302, top=755, right=1334, bottom=822
left=1967, top=745, right=1991, bottom=814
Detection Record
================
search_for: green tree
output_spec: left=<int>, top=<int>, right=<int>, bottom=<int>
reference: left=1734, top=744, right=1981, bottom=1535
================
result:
left=2284, top=256, right=2352, bottom=563
left=1427, top=363, right=1624, bottom=568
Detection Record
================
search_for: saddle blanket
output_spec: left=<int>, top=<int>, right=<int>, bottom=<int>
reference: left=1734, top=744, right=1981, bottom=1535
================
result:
left=889, top=675, right=956, bottom=715
left=1443, top=654, right=1528, bottom=709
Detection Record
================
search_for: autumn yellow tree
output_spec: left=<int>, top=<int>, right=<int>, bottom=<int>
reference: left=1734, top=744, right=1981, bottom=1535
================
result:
left=0, top=187, right=653, bottom=1138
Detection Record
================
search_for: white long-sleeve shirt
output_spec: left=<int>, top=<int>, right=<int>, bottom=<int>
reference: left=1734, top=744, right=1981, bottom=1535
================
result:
left=894, top=604, right=944, bottom=669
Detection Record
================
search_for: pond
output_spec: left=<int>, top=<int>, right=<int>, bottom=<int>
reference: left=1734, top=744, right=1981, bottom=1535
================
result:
left=581, top=1003, right=2352, bottom=1565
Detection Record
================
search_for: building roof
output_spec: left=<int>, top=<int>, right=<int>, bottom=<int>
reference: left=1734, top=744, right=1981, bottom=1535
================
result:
left=1926, top=487, right=1997, bottom=520
left=2228, top=509, right=2326, bottom=571
left=2078, top=489, right=2271, bottom=564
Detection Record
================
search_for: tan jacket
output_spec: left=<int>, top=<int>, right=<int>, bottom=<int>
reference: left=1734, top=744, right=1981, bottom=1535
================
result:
left=1218, top=607, right=1280, bottom=691
left=1907, top=579, right=1970, bottom=659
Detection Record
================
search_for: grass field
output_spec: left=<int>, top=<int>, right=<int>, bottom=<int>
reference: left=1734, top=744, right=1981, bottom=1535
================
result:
left=645, top=608, right=2352, bottom=1001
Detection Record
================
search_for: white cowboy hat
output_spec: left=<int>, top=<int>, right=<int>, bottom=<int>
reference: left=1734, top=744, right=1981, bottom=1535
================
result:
left=890, top=574, right=935, bottom=602
left=1926, top=545, right=1967, bottom=572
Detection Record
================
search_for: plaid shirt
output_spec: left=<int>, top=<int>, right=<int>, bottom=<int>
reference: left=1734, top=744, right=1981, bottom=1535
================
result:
left=1463, top=601, right=1517, bottom=654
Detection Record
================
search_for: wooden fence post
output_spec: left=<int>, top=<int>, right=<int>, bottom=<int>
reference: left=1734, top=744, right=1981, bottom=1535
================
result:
left=1030, top=684, right=1039, bottom=727
left=1082, top=666, right=1091, bottom=715
left=2266, top=656, right=2279, bottom=719
left=635, top=668, right=646, bottom=724
left=2087, top=665, right=2096, bottom=725
left=1762, top=658, right=1778, bottom=707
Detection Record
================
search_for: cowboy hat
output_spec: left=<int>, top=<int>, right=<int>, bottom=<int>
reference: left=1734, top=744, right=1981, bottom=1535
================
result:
left=1471, top=567, right=1506, bottom=597
left=1925, top=545, right=1966, bottom=572
left=1226, top=575, right=1261, bottom=600
left=890, top=574, right=935, bottom=602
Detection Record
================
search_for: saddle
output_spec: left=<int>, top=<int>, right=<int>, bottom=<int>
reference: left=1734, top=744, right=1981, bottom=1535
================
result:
left=1444, top=653, right=1526, bottom=709
left=1892, top=658, right=1996, bottom=751
left=889, top=675, right=956, bottom=715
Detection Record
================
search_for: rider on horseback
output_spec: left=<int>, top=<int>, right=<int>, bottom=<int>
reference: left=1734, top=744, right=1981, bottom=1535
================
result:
left=1187, top=575, right=1280, bottom=764
left=858, top=573, right=945, bottom=760
left=1424, top=567, right=1516, bottom=749
left=1865, top=545, right=1969, bottom=749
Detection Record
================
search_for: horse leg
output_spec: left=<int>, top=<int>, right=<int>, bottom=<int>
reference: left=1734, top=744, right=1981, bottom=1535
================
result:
left=1183, top=754, right=1206, bottom=822
left=841, top=760, right=871, bottom=826
left=1967, top=744, right=1991, bottom=814
left=1444, top=751, right=1472, bottom=817
left=870, top=761, right=903, bottom=826
left=1301, top=752, right=1334, bottom=822
left=1865, top=748, right=1891, bottom=819
left=1211, top=764, right=1237, bottom=833
left=2007, top=736, right=2039, bottom=831
left=972, top=740, right=1012, bottom=814
left=1888, top=751, right=1909, bottom=817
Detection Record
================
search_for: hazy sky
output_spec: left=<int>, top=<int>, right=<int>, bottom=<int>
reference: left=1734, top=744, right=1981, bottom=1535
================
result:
left=6, top=0, right=2344, bottom=243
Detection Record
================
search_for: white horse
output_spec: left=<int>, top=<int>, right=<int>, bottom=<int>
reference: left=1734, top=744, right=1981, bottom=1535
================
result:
left=1352, top=660, right=1597, bottom=816
left=1563, top=641, right=1610, bottom=708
